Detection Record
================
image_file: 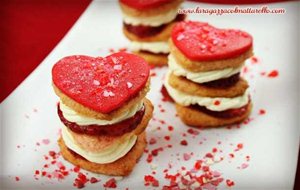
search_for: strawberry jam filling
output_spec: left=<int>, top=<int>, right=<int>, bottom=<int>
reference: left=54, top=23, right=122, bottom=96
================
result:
left=201, top=73, right=240, bottom=88
left=161, top=85, right=174, bottom=102
left=124, top=14, right=185, bottom=38
left=58, top=103, right=145, bottom=136
left=139, top=50, right=168, bottom=56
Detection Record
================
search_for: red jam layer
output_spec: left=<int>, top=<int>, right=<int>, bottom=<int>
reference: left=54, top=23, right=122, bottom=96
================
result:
left=139, top=50, right=168, bottom=56
left=120, top=0, right=173, bottom=10
left=160, top=85, right=174, bottom=102
left=171, top=21, right=253, bottom=61
left=58, top=103, right=145, bottom=136
left=201, top=73, right=240, bottom=88
left=190, top=102, right=249, bottom=119
left=52, top=52, right=149, bottom=113
left=124, top=14, right=185, bottom=38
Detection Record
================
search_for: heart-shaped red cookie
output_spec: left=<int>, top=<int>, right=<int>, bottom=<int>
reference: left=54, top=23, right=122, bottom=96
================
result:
left=171, top=21, right=253, bottom=61
left=120, top=0, right=172, bottom=10
left=52, top=52, right=149, bottom=113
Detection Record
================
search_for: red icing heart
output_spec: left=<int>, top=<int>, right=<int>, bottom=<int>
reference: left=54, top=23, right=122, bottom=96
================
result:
left=52, top=52, right=149, bottom=113
left=120, top=0, right=172, bottom=10
left=171, top=21, right=253, bottom=61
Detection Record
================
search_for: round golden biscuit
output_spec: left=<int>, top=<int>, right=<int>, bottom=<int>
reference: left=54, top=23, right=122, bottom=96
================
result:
left=168, top=73, right=249, bottom=98
left=176, top=102, right=252, bottom=128
left=68, top=98, right=153, bottom=152
left=53, top=80, right=150, bottom=120
left=123, top=20, right=178, bottom=42
left=133, top=51, right=167, bottom=66
left=169, top=40, right=253, bottom=72
left=58, top=131, right=147, bottom=176
left=120, top=0, right=183, bottom=17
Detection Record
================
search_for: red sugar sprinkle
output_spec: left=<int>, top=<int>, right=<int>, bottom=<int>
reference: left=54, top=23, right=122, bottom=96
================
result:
left=246, top=155, right=250, bottom=161
left=74, top=179, right=85, bottom=189
left=259, top=109, right=266, bottom=115
left=242, top=66, right=248, bottom=74
left=240, top=163, right=249, bottom=169
left=212, top=148, right=218, bottom=153
left=226, top=179, right=235, bottom=187
left=35, top=170, right=40, bottom=175
left=42, top=139, right=50, bottom=145
left=15, top=176, right=20, bottom=181
left=78, top=172, right=87, bottom=184
left=144, top=175, right=159, bottom=187
left=149, top=138, right=157, bottom=145
left=168, top=126, right=174, bottom=131
left=49, top=151, right=56, bottom=157
left=180, top=140, right=188, bottom=146
left=147, top=154, right=153, bottom=163
left=187, top=128, right=199, bottom=135
left=237, top=143, right=243, bottom=150
left=214, top=100, right=220, bottom=106
left=205, top=153, right=213, bottom=158
left=267, top=70, right=279, bottom=78
left=183, top=153, right=191, bottom=161
left=103, top=178, right=117, bottom=188
left=229, top=153, right=235, bottom=158
left=151, top=147, right=163, bottom=156
left=202, top=166, right=209, bottom=172
left=250, top=56, right=259, bottom=64
left=73, top=166, right=81, bottom=173
left=164, top=136, right=171, bottom=141
left=194, top=160, right=202, bottom=170
left=42, top=171, right=47, bottom=176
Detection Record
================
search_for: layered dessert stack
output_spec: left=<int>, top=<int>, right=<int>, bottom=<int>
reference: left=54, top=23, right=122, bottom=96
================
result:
left=164, top=21, right=253, bottom=127
left=119, top=0, right=185, bottom=66
left=52, top=52, right=153, bottom=176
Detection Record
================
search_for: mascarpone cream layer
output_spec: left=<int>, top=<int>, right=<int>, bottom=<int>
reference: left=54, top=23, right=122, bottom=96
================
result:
left=164, top=71, right=249, bottom=111
left=60, top=100, right=143, bottom=126
left=122, top=8, right=179, bottom=26
left=168, top=54, right=243, bottom=83
left=62, top=125, right=137, bottom=164
left=130, top=41, right=169, bottom=54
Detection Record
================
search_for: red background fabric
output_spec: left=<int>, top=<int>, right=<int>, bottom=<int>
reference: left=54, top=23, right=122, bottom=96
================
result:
left=0, top=0, right=91, bottom=102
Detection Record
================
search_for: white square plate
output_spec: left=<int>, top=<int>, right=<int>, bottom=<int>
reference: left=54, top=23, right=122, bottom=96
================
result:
left=1, top=1, right=299, bottom=189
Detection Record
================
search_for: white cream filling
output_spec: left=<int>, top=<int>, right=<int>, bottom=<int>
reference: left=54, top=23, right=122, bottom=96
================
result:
left=168, top=54, right=243, bottom=83
left=122, top=8, right=179, bottom=26
left=130, top=41, right=169, bottom=54
left=60, top=100, right=143, bottom=125
left=62, top=125, right=137, bottom=164
left=164, top=71, right=249, bottom=111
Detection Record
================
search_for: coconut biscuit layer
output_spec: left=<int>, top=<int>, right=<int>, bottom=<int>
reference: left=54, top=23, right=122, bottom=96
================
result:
left=53, top=80, right=150, bottom=120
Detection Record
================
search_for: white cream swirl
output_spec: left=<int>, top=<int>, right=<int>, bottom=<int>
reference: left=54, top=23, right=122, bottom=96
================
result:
left=168, top=54, right=243, bottom=83
left=60, top=100, right=143, bottom=125
left=164, top=72, right=249, bottom=111
left=130, top=41, right=169, bottom=54
left=62, top=125, right=137, bottom=164
left=122, top=8, right=179, bottom=26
